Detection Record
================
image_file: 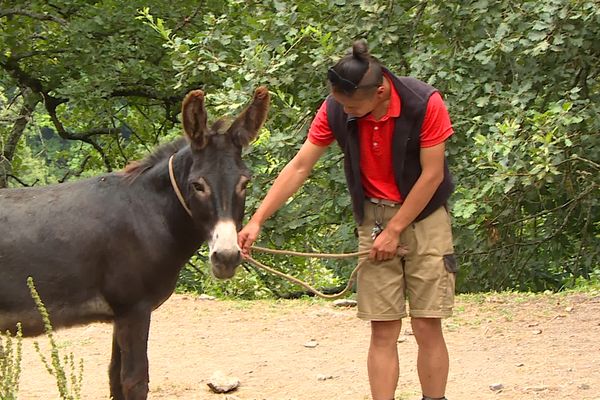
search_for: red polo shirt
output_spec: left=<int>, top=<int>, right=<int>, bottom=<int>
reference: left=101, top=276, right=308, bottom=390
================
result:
left=307, top=78, right=453, bottom=202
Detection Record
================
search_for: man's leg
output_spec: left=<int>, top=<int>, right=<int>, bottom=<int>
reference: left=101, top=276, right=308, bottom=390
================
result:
left=368, top=319, right=402, bottom=400
left=411, top=317, right=448, bottom=398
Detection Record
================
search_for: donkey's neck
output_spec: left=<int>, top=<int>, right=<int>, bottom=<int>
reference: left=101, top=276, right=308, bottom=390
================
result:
left=134, top=148, right=204, bottom=252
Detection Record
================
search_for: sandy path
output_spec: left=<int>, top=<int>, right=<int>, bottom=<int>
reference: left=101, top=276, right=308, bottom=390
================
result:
left=15, top=291, right=600, bottom=399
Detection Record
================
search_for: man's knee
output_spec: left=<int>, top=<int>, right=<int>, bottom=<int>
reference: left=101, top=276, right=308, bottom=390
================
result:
left=370, top=320, right=402, bottom=346
left=411, top=318, right=444, bottom=345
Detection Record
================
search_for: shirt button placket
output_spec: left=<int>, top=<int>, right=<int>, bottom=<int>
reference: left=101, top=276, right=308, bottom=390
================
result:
left=372, top=125, right=380, bottom=154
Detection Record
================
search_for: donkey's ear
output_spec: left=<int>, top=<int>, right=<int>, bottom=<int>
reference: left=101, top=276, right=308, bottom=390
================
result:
left=227, top=86, right=270, bottom=147
left=182, top=90, right=209, bottom=150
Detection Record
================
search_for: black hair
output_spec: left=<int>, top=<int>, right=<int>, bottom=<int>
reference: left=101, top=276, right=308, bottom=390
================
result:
left=327, top=40, right=384, bottom=96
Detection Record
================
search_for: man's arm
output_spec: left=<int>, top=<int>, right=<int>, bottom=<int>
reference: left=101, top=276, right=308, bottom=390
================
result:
left=369, top=141, right=447, bottom=261
left=238, top=139, right=328, bottom=255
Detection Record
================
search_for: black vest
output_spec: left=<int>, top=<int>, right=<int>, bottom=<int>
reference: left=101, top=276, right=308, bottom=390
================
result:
left=326, top=68, right=454, bottom=225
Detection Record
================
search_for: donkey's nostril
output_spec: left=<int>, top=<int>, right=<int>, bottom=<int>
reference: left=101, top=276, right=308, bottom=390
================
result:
left=211, top=249, right=242, bottom=266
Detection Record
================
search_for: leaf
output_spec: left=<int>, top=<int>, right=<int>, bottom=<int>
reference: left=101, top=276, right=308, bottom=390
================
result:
left=475, top=96, right=490, bottom=107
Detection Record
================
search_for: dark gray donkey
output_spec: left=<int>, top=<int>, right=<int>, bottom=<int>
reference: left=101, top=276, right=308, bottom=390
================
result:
left=0, top=87, right=270, bottom=399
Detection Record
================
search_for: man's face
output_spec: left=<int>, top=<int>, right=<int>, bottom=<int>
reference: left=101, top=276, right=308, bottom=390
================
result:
left=331, top=88, right=381, bottom=118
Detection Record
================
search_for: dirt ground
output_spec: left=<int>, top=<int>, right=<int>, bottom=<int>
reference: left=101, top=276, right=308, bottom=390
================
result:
left=16, top=290, right=600, bottom=400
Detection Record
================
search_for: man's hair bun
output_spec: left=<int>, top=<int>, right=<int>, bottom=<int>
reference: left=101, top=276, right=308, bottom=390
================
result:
left=351, top=39, right=370, bottom=61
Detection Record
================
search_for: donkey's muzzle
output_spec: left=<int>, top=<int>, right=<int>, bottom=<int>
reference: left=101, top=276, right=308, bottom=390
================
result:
left=210, top=249, right=242, bottom=279
left=208, top=220, right=243, bottom=279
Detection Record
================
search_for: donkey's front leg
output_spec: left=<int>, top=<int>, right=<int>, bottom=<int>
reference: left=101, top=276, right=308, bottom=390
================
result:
left=112, top=305, right=152, bottom=400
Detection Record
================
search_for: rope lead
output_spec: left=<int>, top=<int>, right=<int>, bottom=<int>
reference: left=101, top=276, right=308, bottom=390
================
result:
left=247, top=246, right=370, bottom=300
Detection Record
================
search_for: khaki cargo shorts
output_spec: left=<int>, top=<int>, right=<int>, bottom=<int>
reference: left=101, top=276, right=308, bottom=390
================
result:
left=356, top=201, right=457, bottom=321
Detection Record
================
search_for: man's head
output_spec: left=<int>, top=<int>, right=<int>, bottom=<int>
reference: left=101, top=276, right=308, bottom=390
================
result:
left=327, top=40, right=386, bottom=117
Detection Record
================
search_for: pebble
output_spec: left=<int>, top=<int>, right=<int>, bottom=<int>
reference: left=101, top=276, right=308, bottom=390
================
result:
left=304, top=339, right=319, bottom=348
left=207, top=371, right=240, bottom=394
left=317, top=374, right=334, bottom=381
left=578, top=383, right=590, bottom=390
left=199, top=294, right=216, bottom=301
left=489, top=383, right=504, bottom=391
left=332, top=299, right=358, bottom=307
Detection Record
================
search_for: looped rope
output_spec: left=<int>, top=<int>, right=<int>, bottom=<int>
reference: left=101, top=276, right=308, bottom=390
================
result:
left=168, top=154, right=193, bottom=216
left=246, top=246, right=370, bottom=300
left=168, top=159, right=373, bottom=300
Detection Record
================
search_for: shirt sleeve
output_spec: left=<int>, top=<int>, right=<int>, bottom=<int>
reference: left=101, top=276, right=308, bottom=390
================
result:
left=307, top=101, right=336, bottom=147
left=420, top=92, right=454, bottom=148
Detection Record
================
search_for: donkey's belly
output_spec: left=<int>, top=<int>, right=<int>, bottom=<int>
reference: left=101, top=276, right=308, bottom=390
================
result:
left=0, top=295, right=114, bottom=337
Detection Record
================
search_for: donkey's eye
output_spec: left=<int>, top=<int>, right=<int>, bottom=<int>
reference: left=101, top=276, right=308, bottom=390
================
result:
left=192, top=182, right=206, bottom=193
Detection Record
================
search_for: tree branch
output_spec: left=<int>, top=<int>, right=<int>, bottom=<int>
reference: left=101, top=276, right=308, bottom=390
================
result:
left=458, top=199, right=580, bottom=257
left=0, top=56, right=47, bottom=93
left=0, top=8, right=67, bottom=24
left=0, top=87, right=42, bottom=188
left=11, top=49, right=67, bottom=61
left=6, top=174, right=39, bottom=187
left=45, top=101, right=113, bottom=171
left=494, top=184, right=598, bottom=227
left=172, top=2, right=204, bottom=34
left=58, top=155, right=91, bottom=183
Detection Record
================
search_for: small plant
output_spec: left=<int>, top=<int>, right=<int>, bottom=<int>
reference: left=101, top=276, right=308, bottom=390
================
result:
left=27, top=277, right=83, bottom=400
left=0, top=323, right=23, bottom=400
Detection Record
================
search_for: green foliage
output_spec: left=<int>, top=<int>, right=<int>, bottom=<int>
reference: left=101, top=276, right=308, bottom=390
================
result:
left=27, top=278, right=83, bottom=400
left=1, top=0, right=200, bottom=185
left=407, top=1, right=600, bottom=291
left=453, top=100, right=599, bottom=291
left=2, top=0, right=598, bottom=296
left=562, top=268, right=600, bottom=292
left=0, top=324, right=23, bottom=400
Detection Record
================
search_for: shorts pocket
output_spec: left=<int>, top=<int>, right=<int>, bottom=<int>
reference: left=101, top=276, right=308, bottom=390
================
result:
left=443, top=254, right=458, bottom=273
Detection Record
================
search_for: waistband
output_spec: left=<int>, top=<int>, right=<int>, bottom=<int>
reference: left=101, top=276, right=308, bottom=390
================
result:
left=367, top=197, right=401, bottom=207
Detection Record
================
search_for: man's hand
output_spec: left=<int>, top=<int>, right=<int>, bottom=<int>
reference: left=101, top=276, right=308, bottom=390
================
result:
left=369, top=228, right=408, bottom=261
left=238, top=221, right=261, bottom=258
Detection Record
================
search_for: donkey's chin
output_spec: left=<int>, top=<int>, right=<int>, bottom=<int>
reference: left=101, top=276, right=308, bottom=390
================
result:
left=211, top=264, right=239, bottom=280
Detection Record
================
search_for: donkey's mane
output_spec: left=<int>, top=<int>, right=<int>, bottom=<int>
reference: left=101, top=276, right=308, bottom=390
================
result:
left=123, top=137, right=188, bottom=179
left=122, top=118, right=233, bottom=180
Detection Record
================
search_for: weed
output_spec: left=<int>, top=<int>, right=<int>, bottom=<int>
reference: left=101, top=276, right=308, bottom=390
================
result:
left=27, top=277, right=83, bottom=400
left=0, top=323, right=23, bottom=400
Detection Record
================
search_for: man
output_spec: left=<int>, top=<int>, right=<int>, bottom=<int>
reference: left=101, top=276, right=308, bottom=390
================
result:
left=238, top=40, right=456, bottom=400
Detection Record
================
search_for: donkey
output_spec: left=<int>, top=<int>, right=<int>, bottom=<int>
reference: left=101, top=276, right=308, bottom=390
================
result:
left=0, top=87, right=270, bottom=399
